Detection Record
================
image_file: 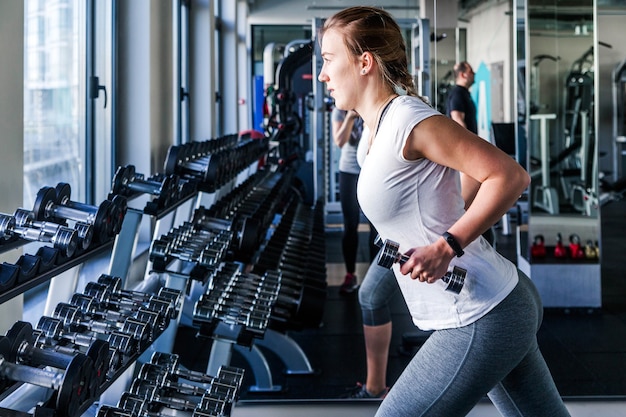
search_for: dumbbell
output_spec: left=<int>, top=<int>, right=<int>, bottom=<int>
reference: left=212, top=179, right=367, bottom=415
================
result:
left=133, top=367, right=240, bottom=408
left=97, top=400, right=230, bottom=417
left=5, top=321, right=107, bottom=399
left=85, top=278, right=179, bottom=322
left=135, top=366, right=212, bottom=398
left=191, top=208, right=261, bottom=258
left=61, top=182, right=128, bottom=237
left=149, top=239, right=225, bottom=269
left=69, top=292, right=164, bottom=336
left=0, top=212, right=78, bottom=258
left=97, top=406, right=134, bottom=417
left=164, top=144, right=224, bottom=187
left=206, top=300, right=271, bottom=329
left=99, top=391, right=229, bottom=417
left=200, top=284, right=276, bottom=305
left=30, top=328, right=114, bottom=389
left=33, top=185, right=115, bottom=244
left=173, top=223, right=233, bottom=250
left=0, top=335, right=92, bottom=417
left=110, top=165, right=179, bottom=209
left=149, top=352, right=244, bottom=389
left=37, top=315, right=133, bottom=365
left=377, top=239, right=466, bottom=294
left=55, top=182, right=128, bottom=236
left=124, top=382, right=204, bottom=412
left=130, top=376, right=208, bottom=399
left=13, top=207, right=93, bottom=251
left=96, top=274, right=182, bottom=308
left=132, top=363, right=241, bottom=413
left=193, top=299, right=268, bottom=336
left=80, top=282, right=169, bottom=319
left=53, top=303, right=151, bottom=348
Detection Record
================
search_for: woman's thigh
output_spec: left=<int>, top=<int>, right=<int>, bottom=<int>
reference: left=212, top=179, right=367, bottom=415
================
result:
left=376, top=273, right=546, bottom=417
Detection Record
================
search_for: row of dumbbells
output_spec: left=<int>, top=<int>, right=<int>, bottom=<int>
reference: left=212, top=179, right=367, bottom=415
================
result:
left=0, top=183, right=128, bottom=292
left=97, top=352, right=244, bottom=417
left=196, top=168, right=295, bottom=262
left=22, top=274, right=181, bottom=396
left=251, top=198, right=327, bottom=331
left=0, top=275, right=182, bottom=416
left=193, top=263, right=281, bottom=346
left=208, top=169, right=293, bottom=233
left=147, top=168, right=292, bottom=273
left=43, top=274, right=181, bottom=364
left=0, top=320, right=108, bottom=417
left=149, top=218, right=235, bottom=274
left=164, top=134, right=269, bottom=193
left=0, top=183, right=126, bottom=253
left=109, top=165, right=198, bottom=214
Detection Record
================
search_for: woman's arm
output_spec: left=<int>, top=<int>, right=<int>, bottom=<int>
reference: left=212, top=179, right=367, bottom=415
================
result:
left=332, top=110, right=359, bottom=148
left=399, top=115, right=529, bottom=281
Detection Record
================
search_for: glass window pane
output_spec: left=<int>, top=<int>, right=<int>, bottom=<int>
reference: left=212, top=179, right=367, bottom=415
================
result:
left=23, top=0, right=86, bottom=209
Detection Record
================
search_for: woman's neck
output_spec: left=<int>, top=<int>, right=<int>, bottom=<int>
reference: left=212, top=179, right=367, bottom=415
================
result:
left=366, top=93, right=398, bottom=150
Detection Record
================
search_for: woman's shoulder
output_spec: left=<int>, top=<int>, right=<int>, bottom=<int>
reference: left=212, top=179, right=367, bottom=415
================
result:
left=392, top=95, right=441, bottom=120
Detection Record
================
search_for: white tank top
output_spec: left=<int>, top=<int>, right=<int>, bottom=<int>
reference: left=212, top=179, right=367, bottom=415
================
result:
left=357, top=95, right=518, bottom=331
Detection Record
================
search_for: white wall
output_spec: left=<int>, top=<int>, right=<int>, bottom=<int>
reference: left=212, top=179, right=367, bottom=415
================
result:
left=0, top=0, right=25, bottom=332
left=116, top=0, right=175, bottom=175
left=247, top=0, right=421, bottom=24
left=465, top=0, right=514, bottom=123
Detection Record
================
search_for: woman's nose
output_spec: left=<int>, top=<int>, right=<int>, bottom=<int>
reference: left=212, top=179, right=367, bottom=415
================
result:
left=318, top=68, right=327, bottom=82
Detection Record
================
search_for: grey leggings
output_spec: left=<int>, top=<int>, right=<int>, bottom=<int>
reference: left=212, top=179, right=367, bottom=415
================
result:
left=376, top=272, right=570, bottom=417
left=358, top=259, right=398, bottom=326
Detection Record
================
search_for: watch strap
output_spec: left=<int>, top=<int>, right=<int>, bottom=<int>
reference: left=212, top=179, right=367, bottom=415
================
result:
left=442, top=231, right=464, bottom=257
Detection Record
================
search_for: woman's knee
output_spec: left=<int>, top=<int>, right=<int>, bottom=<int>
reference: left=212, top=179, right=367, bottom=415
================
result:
left=358, top=267, right=395, bottom=307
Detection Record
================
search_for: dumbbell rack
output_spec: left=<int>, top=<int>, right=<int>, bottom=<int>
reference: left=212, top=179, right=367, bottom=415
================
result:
left=0, top=188, right=239, bottom=416
left=97, top=134, right=285, bottom=405
left=0, top=132, right=321, bottom=415
left=0, top=161, right=231, bottom=415
left=0, top=194, right=141, bottom=415
left=141, top=162, right=326, bottom=394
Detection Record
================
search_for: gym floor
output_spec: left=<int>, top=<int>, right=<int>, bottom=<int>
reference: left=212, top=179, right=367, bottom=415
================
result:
left=171, top=198, right=626, bottom=415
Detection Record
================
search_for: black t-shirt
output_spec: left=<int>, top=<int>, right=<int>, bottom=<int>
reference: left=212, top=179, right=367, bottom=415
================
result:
left=446, top=85, right=477, bottom=134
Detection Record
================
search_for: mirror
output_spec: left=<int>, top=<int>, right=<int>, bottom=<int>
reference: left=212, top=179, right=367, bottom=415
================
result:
left=526, top=0, right=597, bottom=218
left=520, top=0, right=602, bottom=309
left=597, top=3, right=626, bottom=200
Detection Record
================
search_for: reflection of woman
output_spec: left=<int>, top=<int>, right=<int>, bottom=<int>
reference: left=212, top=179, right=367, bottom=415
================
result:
left=318, top=6, right=570, bottom=417
left=332, top=107, right=364, bottom=294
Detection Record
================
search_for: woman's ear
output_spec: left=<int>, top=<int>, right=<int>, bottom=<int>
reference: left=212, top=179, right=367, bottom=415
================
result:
left=360, top=51, right=374, bottom=75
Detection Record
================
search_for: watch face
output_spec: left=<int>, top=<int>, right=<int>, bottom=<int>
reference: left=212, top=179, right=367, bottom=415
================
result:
left=443, top=232, right=463, bottom=257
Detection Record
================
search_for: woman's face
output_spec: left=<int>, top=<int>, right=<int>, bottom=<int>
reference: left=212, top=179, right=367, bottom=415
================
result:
left=318, top=29, right=360, bottom=110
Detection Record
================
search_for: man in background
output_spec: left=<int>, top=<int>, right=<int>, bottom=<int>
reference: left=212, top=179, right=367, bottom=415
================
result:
left=446, top=61, right=477, bottom=134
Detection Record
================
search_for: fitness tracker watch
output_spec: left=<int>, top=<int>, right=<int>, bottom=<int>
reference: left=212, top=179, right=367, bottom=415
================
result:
left=442, top=232, right=464, bottom=257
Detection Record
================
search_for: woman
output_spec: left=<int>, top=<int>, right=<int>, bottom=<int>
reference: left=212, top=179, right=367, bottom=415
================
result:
left=331, top=107, right=365, bottom=294
left=318, top=6, right=570, bottom=417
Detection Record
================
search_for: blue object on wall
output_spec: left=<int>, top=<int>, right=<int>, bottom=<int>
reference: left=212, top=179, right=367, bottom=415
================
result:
left=472, top=62, right=492, bottom=142
left=253, top=75, right=265, bottom=132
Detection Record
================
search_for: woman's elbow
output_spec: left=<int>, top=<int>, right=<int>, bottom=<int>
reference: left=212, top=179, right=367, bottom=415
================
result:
left=514, top=165, right=531, bottom=194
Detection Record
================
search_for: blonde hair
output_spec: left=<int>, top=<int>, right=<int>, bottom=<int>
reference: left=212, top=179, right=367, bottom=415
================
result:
left=320, top=6, right=418, bottom=97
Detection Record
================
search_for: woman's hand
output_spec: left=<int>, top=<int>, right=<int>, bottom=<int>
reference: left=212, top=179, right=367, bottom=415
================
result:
left=398, top=238, right=456, bottom=283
